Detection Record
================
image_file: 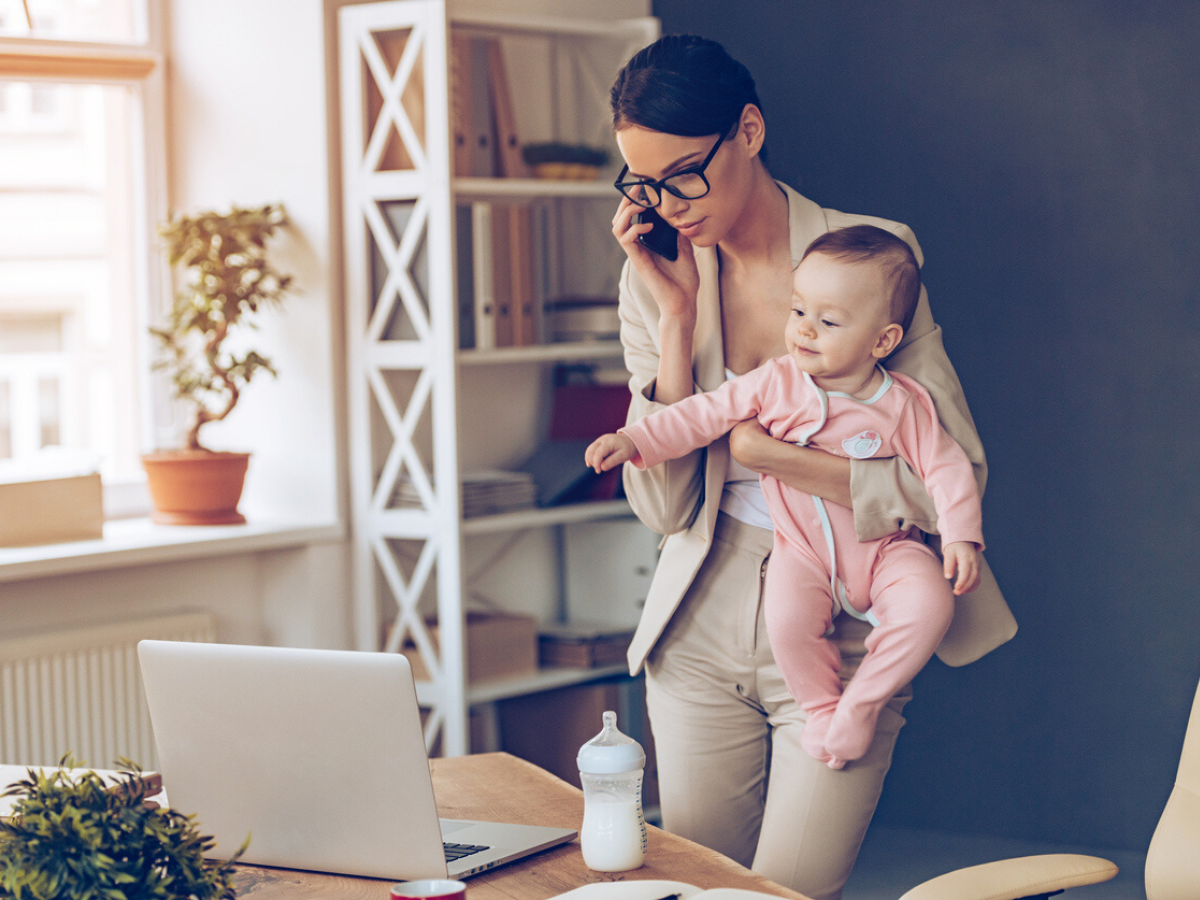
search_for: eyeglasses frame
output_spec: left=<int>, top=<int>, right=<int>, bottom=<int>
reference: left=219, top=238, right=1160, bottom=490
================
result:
left=613, top=128, right=729, bottom=209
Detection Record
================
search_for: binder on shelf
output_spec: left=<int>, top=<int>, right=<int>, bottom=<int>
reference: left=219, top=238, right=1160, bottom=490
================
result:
left=449, top=35, right=523, bottom=179
left=471, top=202, right=496, bottom=349
left=449, top=34, right=473, bottom=177
left=455, top=204, right=476, bottom=349
left=485, top=37, right=526, bottom=178
left=467, top=36, right=496, bottom=177
left=489, top=203, right=515, bottom=347
left=466, top=201, right=542, bottom=350
left=531, top=203, right=553, bottom=344
left=507, top=204, right=537, bottom=346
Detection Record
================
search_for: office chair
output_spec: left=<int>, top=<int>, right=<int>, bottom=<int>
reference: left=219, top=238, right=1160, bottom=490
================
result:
left=900, top=672, right=1200, bottom=900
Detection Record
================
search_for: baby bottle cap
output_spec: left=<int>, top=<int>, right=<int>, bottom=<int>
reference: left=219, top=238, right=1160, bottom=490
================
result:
left=577, top=710, right=645, bottom=774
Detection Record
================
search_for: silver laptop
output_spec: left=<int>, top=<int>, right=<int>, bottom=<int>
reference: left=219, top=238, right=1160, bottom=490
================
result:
left=137, top=640, right=577, bottom=880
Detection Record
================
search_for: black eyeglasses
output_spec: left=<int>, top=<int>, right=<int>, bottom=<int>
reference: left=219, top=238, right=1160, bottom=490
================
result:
left=614, top=129, right=728, bottom=209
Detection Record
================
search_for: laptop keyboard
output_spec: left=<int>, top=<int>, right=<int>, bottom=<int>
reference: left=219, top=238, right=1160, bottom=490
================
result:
left=444, top=841, right=490, bottom=862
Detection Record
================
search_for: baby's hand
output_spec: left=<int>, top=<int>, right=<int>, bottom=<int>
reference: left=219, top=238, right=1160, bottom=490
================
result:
left=585, top=433, right=637, bottom=473
left=943, top=542, right=981, bottom=596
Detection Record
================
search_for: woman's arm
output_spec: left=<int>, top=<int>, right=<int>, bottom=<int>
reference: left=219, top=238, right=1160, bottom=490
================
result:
left=615, top=198, right=709, bottom=536
left=728, top=419, right=853, bottom=508
left=615, top=197, right=699, bottom=405
left=619, top=275, right=705, bottom=533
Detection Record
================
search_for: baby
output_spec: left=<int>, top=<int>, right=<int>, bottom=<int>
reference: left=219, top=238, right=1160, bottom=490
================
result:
left=586, top=224, right=983, bottom=769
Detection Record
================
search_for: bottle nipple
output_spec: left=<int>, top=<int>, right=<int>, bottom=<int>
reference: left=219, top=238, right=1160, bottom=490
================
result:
left=599, top=711, right=618, bottom=740
left=578, top=710, right=645, bottom=774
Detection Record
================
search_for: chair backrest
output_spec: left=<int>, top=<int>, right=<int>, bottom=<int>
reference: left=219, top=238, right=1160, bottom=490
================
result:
left=1145, top=673, right=1200, bottom=900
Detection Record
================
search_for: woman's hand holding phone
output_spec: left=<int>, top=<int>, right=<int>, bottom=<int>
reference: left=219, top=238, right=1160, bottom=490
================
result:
left=613, top=197, right=699, bottom=321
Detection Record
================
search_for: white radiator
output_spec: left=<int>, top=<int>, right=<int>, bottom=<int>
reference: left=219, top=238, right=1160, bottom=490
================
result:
left=0, top=611, right=215, bottom=770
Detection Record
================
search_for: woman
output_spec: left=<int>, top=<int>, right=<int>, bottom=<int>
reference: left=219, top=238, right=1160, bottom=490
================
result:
left=609, top=35, right=1017, bottom=900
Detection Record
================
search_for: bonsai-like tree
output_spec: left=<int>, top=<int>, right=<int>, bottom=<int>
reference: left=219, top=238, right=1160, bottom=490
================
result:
left=153, top=203, right=294, bottom=451
left=0, top=760, right=243, bottom=900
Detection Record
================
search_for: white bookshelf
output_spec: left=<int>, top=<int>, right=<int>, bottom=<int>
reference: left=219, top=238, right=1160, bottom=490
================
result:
left=458, top=340, right=623, bottom=366
left=453, top=176, right=615, bottom=199
left=413, top=662, right=629, bottom=707
left=460, top=498, right=631, bottom=536
left=339, top=0, right=658, bottom=756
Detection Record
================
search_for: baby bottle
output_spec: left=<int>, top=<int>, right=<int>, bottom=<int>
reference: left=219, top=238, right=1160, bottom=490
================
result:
left=577, top=710, right=647, bottom=872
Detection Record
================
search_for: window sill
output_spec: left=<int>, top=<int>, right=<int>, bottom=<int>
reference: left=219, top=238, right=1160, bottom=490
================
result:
left=0, top=516, right=345, bottom=583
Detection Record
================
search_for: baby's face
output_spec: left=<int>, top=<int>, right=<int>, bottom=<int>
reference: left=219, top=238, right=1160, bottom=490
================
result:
left=784, top=253, right=893, bottom=382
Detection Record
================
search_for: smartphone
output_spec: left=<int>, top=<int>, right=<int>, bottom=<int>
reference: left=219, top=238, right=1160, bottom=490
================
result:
left=635, top=208, right=679, bottom=261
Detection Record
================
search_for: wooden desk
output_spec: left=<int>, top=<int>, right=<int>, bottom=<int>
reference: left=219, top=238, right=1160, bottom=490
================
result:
left=232, top=753, right=809, bottom=900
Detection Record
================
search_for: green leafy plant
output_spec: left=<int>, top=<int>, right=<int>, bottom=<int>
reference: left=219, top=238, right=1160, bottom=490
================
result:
left=152, top=203, right=294, bottom=451
left=0, top=759, right=245, bottom=900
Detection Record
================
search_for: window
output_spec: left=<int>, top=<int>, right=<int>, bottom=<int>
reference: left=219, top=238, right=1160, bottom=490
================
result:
left=0, top=0, right=163, bottom=515
left=0, top=0, right=142, bottom=43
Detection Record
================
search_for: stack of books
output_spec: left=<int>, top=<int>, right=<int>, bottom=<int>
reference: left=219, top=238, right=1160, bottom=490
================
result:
left=392, top=471, right=535, bottom=518
left=545, top=295, right=621, bottom=343
left=460, top=470, right=537, bottom=517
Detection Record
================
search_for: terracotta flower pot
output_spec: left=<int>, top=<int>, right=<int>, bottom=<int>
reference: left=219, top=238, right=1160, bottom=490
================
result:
left=142, top=450, right=250, bottom=525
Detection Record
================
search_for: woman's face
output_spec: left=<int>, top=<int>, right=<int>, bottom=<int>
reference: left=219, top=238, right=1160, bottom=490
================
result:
left=614, top=121, right=757, bottom=249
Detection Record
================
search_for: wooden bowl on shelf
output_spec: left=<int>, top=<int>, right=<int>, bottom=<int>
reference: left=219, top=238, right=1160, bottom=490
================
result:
left=530, top=162, right=602, bottom=181
left=522, top=142, right=609, bottom=181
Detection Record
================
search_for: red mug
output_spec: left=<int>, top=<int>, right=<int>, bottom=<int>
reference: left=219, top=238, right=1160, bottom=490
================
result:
left=389, top=880, right=467, bottom=900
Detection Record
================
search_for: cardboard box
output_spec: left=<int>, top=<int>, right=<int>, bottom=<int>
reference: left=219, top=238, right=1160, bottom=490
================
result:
left=402, top=612, right=537, bottom=684
left=538, top=623, right=635, bottom=669
left=0, top=473, right=103, bottom=546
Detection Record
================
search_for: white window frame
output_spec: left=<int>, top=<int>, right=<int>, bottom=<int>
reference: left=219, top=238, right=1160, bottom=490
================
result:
left=0, top=5, right=168, bottom=519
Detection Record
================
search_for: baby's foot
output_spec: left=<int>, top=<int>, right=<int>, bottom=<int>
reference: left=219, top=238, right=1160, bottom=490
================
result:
left=824, top=702, right=882, bottom=764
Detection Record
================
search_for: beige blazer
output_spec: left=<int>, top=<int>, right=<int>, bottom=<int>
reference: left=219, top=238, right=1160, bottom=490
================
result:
left=620, top=183, right=1018, bottom=675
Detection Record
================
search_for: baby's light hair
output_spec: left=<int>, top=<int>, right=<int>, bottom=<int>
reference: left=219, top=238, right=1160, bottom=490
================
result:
left=800, top=225, right=921, bottom=335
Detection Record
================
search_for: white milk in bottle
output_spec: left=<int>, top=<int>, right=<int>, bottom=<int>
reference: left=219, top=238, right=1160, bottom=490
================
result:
left=577, top=711, right=647, bottom=872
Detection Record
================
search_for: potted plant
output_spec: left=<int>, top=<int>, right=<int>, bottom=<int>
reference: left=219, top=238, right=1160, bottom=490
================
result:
left=143, top=203, right=293, bottom=525
left=0, top=761, right=244, bottom=899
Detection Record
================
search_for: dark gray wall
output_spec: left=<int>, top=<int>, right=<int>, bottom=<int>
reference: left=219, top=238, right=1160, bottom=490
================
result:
left=652, top=0, right=1200, bottom=851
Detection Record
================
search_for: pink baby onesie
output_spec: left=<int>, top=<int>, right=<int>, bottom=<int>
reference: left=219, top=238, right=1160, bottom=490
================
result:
left=620, top=356, right=984, bottom=765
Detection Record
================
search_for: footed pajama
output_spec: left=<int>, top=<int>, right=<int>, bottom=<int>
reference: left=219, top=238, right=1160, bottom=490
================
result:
left=621, top=357, right=983, bottom=765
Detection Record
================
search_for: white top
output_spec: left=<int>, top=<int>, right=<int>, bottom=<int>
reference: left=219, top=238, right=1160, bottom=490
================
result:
left=717, top=368, right=775, bottom=531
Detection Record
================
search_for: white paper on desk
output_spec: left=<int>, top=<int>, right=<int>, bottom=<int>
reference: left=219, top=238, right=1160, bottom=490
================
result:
left=551, top=880, right=784, bottom=900
left=0, top=765, right=164, bottom=820
left=0, top=764, right=65, bottom=819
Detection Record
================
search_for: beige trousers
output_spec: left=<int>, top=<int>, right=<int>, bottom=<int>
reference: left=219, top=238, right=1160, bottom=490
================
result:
left=645, top=513, right=911, bottom=900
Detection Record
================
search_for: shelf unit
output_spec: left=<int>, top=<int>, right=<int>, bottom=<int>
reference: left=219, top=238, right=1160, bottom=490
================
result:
left=458, top=339, right=622, bottom=367
left=338, top=1, right=658, bottom=756
left=412, top=662, right=629, bottom=707
left=453, top=177, right=613, bottom=199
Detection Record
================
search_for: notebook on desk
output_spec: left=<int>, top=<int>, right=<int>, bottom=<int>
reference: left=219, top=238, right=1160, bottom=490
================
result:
left=137, top=640, right=577, bottom=880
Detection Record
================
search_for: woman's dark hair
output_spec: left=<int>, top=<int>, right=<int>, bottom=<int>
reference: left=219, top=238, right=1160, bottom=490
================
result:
left=610, top=34, right=767, bottom=163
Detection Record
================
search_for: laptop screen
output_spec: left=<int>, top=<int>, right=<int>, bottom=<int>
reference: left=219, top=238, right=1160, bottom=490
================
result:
left=138, top=641, right=448, bottom=879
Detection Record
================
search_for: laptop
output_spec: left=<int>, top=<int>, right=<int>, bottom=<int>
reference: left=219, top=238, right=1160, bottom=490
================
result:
left=137, top=640, right=577, bottom=880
